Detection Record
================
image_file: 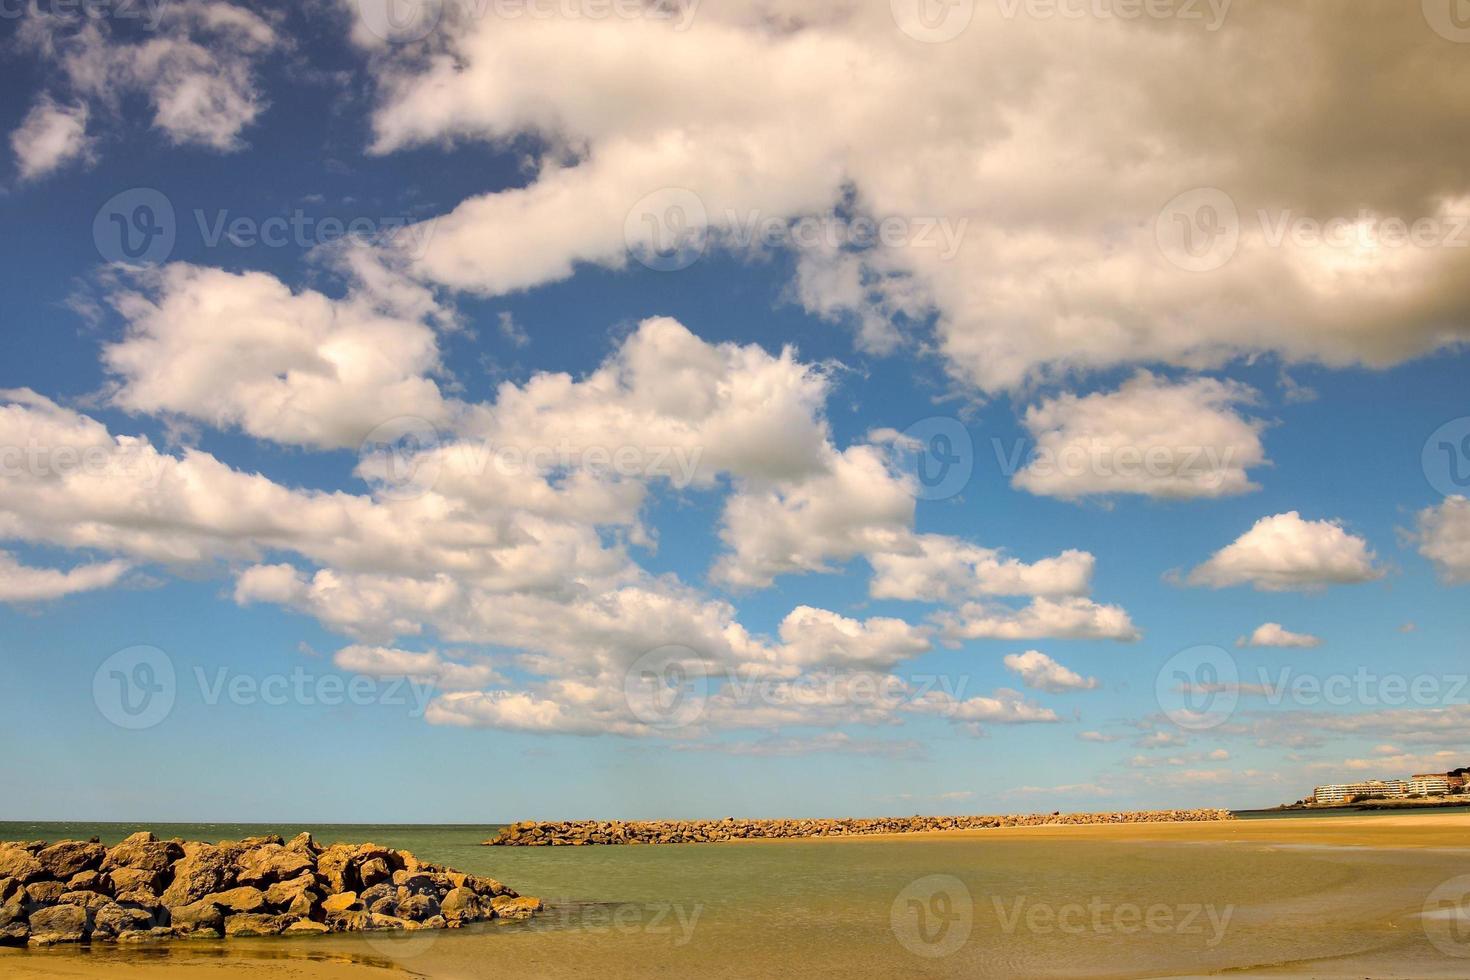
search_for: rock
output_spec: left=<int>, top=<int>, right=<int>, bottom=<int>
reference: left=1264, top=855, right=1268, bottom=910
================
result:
left=283, top=919, right=329, bottom=935
left=37, top=841, right=106, bottom=879
left=26, top=880, right=66, bottom=904
left=0, top=893, right=27, bottom=927
left=285, top=889, right=320, bottom=920
left=168, top=899, right=226, bottom=932
left=0, top=846, right=45, bottom=883
left=397, top=894, right=439, bottom=921
left=357, top=857, right=391, bottom=889
left=315, top=845, right=357, bottom=894
left=109, top=867, right=166, bottom=895
left=58, top=889, right=113, bottom=912
left=284, top=832, right=320, bottom=856
left=28, top=903, right=90, bottom=944
left=203, top=886, right=266, bottom=913
left=68, top=870, right=112, bottom=895
left=0, top=921, right=29, bottom=946
left=322, top=891, right=362, bottom=915
left=103, top=834, right=182, bottom=873
left=0, top=877, right=19, bottom=903
left=224, top=913, right=295, bottom=937
left=236, top=844, right=312, bottom=887
left=264, top=875, right=318, bottom=913
left=159, top=844, right=240, bottom=907
left=440, top=887, right=488, bottom=922
left=93, top=902, right=159, bottom=938
left=489, top=896, right=543, bottom=919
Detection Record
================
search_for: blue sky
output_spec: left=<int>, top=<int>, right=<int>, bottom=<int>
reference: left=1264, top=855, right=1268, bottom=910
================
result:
left=2, top=1, right=1469, bottom=822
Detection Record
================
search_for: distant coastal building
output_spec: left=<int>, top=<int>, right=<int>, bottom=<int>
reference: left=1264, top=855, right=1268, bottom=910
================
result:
left=1410, top=773, right=1453, bottom=795
left=1312, top=779, right=1409, bottom=805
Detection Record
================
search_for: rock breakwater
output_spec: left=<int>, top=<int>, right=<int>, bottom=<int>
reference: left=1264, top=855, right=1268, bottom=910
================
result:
left=0, top=832, right=540, bottom=947
left=484, top=809, right=1234, bottom=846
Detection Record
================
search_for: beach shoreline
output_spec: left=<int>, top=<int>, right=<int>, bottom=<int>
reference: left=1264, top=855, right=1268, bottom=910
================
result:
left=4, top=814, right=1468, bottom=979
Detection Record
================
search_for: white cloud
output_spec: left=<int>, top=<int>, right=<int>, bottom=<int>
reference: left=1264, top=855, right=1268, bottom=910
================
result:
left=1414, top=496, right=1470, bottom=584
left=105, top=262, right=454, bottom=450
left=1236, top=622, right=1322, bottom=649
left=1012, top=372, right=1267, bottom=500
left=867, top=535, right=1093, bottom=603
left=712, top=445, right=913, bottom=589
left=905, top=687, right=1061, bottom=736
left=939, top=597, right=1141, bottom=643
left=18, top=1, right=278, bottom=154
left=774, top=606, right=930, bottom=671
left=1003, top=650, right=1099, bottom=693
left=0, top=552, right=129, bottom=603
left=10, top=98, right=92, bottom=180
left=352, top=3, right=1470, bottom=390
left=332, top=644, right=498, bottom=692
left=1186, top=512, right=1383, bottom=592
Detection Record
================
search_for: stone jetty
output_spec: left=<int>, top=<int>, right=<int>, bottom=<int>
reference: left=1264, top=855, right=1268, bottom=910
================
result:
left=484, top=809, right=1234, bottom=846
left=0, top=832, right=540, bottom=947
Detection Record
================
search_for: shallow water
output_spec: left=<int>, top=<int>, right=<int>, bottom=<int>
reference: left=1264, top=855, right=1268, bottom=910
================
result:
left=3, top=821, right=1467, bottom=978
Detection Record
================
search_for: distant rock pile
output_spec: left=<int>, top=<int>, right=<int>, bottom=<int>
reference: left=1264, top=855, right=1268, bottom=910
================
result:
left=484, top=809, right=1235, bottom=846
left=0, top=832, right=540, bottom=947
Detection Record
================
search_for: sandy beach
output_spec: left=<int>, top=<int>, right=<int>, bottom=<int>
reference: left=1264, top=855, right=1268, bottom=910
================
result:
left=4, top=813, right=1469, bottom=979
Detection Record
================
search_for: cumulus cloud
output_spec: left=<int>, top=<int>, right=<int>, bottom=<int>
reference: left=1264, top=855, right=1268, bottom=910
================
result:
left=1012, top=372, right=1267, bottom=500
left=1003, top=650, right=1100, bottom=693
left=350, top=2, right=1470, bottom=390
left=774, top=606, right=931, bottom=671
left=867, top=535, right=1093, bottom=603
left=10, top=98, right=92, bottom=180
left=105, top=262, right=454, bottom=450
left=1186, top=512, right=1383, bottom=592
left=1236, top=622, right=1322, bottom=649
left=17, top=1, right=278, bottom=155
left=1414, top=496, right=1470, bottom=584
left=939, top=597, right=1141, bottom=643
left=332, top=644, right=499, bottom=692
left=0, top=552, right=129, bottom=603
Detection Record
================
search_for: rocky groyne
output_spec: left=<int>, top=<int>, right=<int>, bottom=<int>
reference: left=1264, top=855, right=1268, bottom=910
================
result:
left=0, top=832, right=540, bottom=947
left=483, top=809, right=1235, bottom=846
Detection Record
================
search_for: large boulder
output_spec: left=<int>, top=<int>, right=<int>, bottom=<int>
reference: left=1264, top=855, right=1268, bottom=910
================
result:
left=439, top=887, right=489, bottom=922
left=224, top=913, right=293, bottom=937
left=167, top=899, right=226, bottom=932
left=102, top=833, right=182, bottom=874
left=315, top=845, right=358, bottom=894
left=58, top=889, right=113, bottom=912
left=28, top=903, right=90, bottom=944
left=159, top=844, right=241, bottom=907
left=0, top=846, right=45, bottom=883
left=490, top=896, right=543, bottom=919
left=37, top=841, right=106, bottom=879
left=92, top=902, right=159, bottom=939
left=235, top=844, right=312, bottom=887
left=202, top=886, right=266, bottom=913
left=67, top=870, right=112, bottom=896
left=26, top=880, right=66, bottom=904
left=110, top=867, right=166, bottom=895
left=0, top=892, right=27, bottom=927
left=283, top=919, right=329, bottom=935
left=284, top=832, right=321, bottom=856
left=397, top=893, right=439, bottom=921
left=357, top=857, right=391, bottom=890
left=322, top=891, right=362, bottom=915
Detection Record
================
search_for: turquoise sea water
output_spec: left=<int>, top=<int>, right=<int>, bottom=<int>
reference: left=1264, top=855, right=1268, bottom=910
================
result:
left=3, top=820, right=1468, bottom=978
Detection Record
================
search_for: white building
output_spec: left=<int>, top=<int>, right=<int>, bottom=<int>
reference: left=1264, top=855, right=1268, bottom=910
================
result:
left=1410, top=774, right=1452, bottom=796
left=1313, top=780, right=1409, bottom=805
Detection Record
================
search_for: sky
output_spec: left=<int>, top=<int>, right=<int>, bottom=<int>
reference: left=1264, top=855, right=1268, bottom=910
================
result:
left=1, top=0, right=1469, bottom=823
